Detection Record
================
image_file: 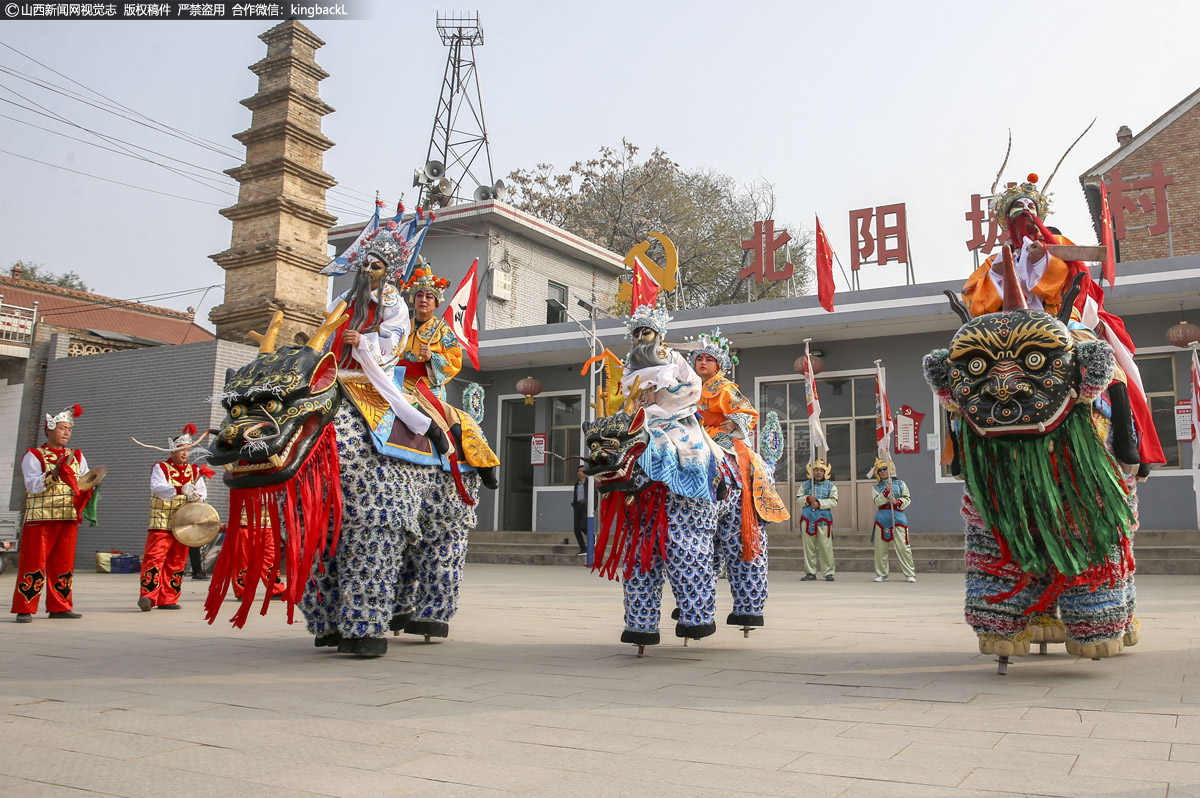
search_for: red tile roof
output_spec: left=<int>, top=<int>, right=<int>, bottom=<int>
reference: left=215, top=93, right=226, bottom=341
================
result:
left=0, top=275, right=214, bottom=346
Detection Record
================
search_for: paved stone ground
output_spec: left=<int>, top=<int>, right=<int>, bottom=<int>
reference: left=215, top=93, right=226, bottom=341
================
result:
left=1, top=565, right=1198, bottom=797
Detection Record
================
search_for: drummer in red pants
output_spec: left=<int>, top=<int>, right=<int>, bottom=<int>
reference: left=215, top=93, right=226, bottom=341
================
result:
left=134, top=424, right=211, bottom=611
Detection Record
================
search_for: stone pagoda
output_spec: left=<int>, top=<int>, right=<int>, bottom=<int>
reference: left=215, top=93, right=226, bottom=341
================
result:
left=209, top=20, right=337, bottom=345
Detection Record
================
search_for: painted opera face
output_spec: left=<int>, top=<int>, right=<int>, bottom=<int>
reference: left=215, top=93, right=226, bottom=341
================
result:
left=582, top=409, right=650, bottom=494
left=946, top=309, right=1078, bottom=438
left=207, top=345, right=341, bottom=489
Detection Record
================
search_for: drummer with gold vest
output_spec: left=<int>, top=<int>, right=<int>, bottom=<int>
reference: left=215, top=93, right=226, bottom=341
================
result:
left=12, top=404, right=94, bottom=622
left=135, top=425, right=210, bottom=611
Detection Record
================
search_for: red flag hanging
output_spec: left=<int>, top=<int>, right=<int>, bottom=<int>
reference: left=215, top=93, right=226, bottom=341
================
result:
left=443, top=258, right=480, bottom=370
left=631, top=256, right=660, bottom=310
left=1099, top=178, right=1117, bottom=289
left=815, top=216, right=835, bottom=312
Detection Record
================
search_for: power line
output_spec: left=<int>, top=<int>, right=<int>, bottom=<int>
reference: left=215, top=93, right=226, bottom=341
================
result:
left=0, top=147, right=226, bottom=206
left=36, top=284, right=226, bottom=319
left=0, top=44, right=393, bottom=209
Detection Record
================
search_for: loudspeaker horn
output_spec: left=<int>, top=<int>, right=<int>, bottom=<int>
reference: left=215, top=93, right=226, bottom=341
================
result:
left=423, top=160, right=446, bottom=180
left=473, top=185, right=493, bottom=202
left=412, top=167, right=430, bottom=187
left=492, top=179, right=507, bottom=200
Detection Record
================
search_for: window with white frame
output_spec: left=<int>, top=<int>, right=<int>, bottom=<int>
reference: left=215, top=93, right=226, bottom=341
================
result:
left=548, top=395, right=582, bottom=485
left=1136, top=354, right=1181, bottom=468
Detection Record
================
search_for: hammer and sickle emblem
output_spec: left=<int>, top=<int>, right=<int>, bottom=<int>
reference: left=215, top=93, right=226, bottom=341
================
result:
left=616, top=231, right=679, bottom=307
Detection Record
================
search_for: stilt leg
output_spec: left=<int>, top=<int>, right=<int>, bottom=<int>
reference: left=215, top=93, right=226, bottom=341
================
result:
left=741, top=625, right=753, bottom=638
left=1039, top=642, right=1048, bottom=655
left=682, top=637, right=689, bottom=647
left=637, top=645, right=645, bottom=658
left=996, top=655, right=1010, bottom=676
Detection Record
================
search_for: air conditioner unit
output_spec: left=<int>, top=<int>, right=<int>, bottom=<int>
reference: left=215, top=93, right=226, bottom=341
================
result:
left=490, top=270, right=512, bottom=301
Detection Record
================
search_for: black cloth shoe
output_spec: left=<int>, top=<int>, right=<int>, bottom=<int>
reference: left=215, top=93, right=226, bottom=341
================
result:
left=353, top=637, right=388, bottom=658
left=403, top=619, right=449, bottom=638
left=48, top=611, right=82, bottom=619
left=825, top=574, right=835, bottom=582
left=191, top=573, right=209, bottom=581
left=158, top=604, right=181, bottom=610
left=15, top=613, right=32, bottom=623
left=314, top=632, right=341, bottom=648
left=800, top=573, right=817, bottom=581
left=620, top=629, right=660, bottom=647
left=137, top=597, right=152, bottom=612
left=418, top=408, right=451, bottom=455
left=675, top=621, right=717, bottom=640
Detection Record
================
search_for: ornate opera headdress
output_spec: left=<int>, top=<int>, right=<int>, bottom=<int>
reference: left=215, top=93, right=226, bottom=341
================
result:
left=349, top=221, right=411, bottom=276
left=805, top=458, right=832, bottom=480
left=686, top=327, right=736, bottom=372
left=401, top=258, right=450, bottom=305
left=131, top=423, right=212, bottom=454
left=625, top=305, right=672, bottom=339
left=872, top=457, right=896, bottom=479
left=45, top=403, right=82, bottom=430
left=990, top=173, right=1051, bottom=231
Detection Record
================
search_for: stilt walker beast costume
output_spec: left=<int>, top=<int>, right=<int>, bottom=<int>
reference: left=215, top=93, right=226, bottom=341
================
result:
left=798, top=459, right=838, bottom=581
left=871, top=459, right=916, bottom=582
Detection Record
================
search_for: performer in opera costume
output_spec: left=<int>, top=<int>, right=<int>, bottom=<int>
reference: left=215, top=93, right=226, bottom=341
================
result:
left=689, top=327, right=787, bottom=629
left=12, top=404, right=93, bottom=622
left=797, top=459, right=838, bottom=582
left=401, top=263, right=462, bottom=401
left=871, top=458, right=916, bottom=583
left=924, top=170, right=1144, bottom=668
left=133, top=424, right=213, bottom=611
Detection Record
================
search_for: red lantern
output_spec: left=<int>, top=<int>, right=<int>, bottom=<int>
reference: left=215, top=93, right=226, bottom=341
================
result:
left=1166, top=321, right=1200, bottom=348
left=517, top=376, right=542, bottom=405
left=793, top=354, right=825, bottom=375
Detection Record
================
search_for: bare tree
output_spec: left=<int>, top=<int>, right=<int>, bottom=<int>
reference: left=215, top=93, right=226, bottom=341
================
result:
left=507, top=141, right=811, bottom=310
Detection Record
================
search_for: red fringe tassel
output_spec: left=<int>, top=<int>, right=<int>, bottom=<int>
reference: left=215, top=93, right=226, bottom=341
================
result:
left=591, top=484, right=669, bottom=582
left=204, top=422, right=342, bottom=628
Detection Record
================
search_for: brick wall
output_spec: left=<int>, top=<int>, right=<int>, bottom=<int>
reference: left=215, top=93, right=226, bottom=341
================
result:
left=1106, top=102, right=1200, bottom=261
left=485, top=224, right=621, bottom=330
left=0, top=378, right=23, bottom=522
left=41, top=339, right=256, bottom=571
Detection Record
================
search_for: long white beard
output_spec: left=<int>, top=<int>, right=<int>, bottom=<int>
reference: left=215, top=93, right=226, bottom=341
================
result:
left=627, top=338, right=667, bottom=370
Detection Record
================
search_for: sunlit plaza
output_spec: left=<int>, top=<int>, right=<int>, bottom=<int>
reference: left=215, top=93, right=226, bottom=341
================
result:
left=2, top=565, right=1199, bottom=797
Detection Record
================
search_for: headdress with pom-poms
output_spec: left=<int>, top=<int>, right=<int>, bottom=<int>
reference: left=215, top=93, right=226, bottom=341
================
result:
left=686, top=327, right=736, bottom=372
left=401, top=258, right=451, bottom=304
left=991, top=173, right=1051, bottom=231
left=625, top=305, right=672, bottom=340
left=45, top=403, right=82, bottom=430
left=131, top=423, right=212, bottom=455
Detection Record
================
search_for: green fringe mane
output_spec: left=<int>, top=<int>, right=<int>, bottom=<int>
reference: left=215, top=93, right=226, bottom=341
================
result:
left=959, top=406, right=1134, bottom=576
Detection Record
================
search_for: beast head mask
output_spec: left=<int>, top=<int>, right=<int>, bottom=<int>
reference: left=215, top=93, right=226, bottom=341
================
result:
left=208, top=308, right=347, bottom=489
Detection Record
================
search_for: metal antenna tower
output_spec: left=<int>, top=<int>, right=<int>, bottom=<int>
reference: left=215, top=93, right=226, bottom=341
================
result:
left=414, top=12, right=502, bottom=208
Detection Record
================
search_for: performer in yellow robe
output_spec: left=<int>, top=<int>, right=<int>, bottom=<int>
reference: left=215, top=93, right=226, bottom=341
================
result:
left=399, top=264, right=499, bottom=477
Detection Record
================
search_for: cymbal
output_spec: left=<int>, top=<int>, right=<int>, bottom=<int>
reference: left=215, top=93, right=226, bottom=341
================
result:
left=76, top=466, right=107, bottom=492
left=171, top=501, right=220, bottom=547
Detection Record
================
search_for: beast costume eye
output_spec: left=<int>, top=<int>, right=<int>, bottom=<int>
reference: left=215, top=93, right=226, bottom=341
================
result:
left=968, top=358, right=987, bottom=375
left=229, top=404, right=246, bottom=420
left=1025, top=352, right=1045, bottom=369
left=263, top=399, right=284, bottom=415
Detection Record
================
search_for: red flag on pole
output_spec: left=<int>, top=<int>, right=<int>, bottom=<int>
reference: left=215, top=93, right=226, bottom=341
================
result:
left=631, top=257, right=660, bottom=310
left=815, top=215, right=835, bottom=312
left=443, top=258, right=480, bottom=370
left=1099, top=178, right=1117, bottom=289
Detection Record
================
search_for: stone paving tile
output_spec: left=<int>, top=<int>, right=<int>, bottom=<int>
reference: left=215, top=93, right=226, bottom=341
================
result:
left=959, top=766, right=1169, bottom=797
left=2, top=568, right=1198, bottom=797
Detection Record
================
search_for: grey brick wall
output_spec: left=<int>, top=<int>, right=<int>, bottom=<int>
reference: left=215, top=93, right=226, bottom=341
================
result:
left=41, top=338, right=256, bottom=571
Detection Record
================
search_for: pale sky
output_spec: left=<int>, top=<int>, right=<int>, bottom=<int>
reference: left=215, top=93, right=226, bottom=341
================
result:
left=2, top=0, right=1198, bottom=329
